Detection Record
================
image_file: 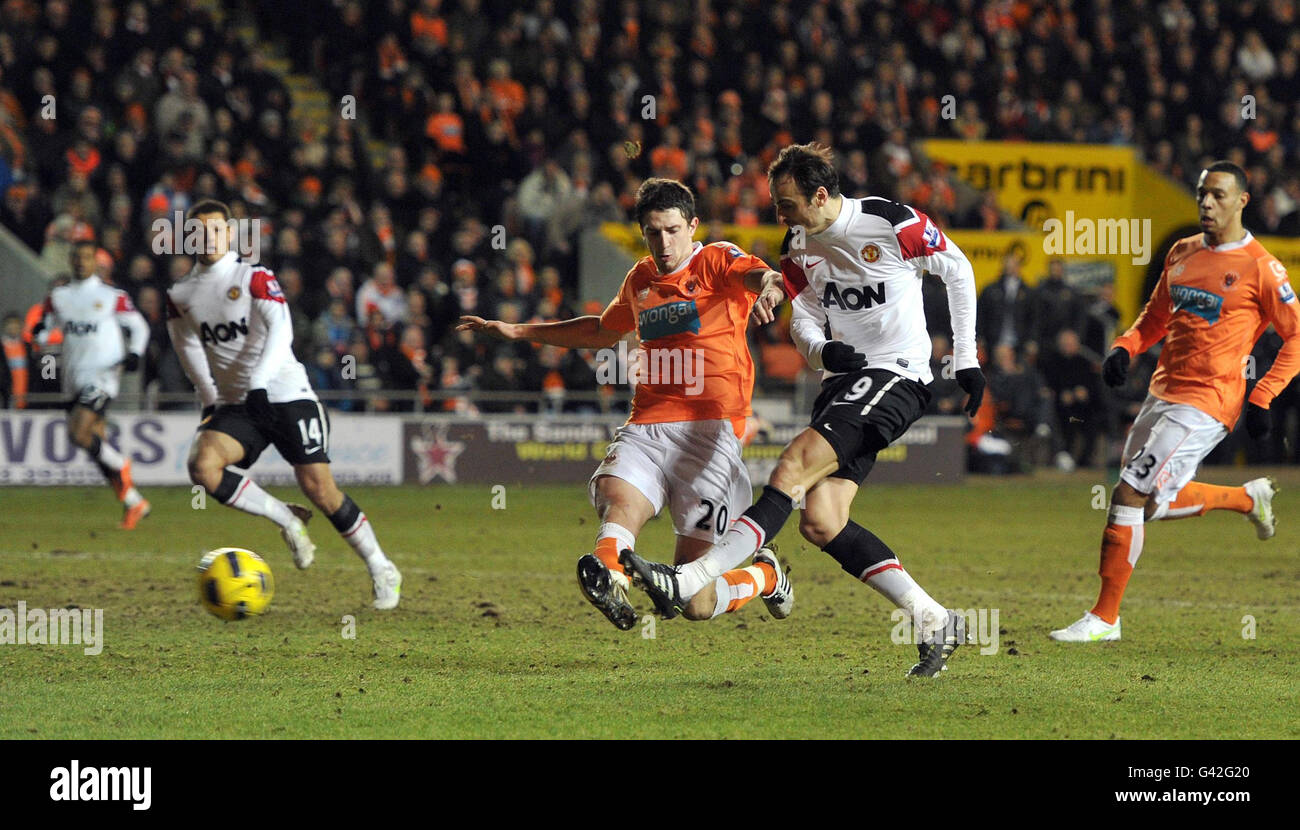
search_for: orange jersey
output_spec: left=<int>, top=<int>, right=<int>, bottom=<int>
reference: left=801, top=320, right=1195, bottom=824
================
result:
left=1114, top=232, right=1300, bottom=427
left=601, top=241, right=765, bottom=430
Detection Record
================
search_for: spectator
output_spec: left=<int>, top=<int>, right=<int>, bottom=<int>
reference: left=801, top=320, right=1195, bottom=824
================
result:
left=1029, top=259, right=1081, bottom=354
left=314, top=297, right=359, bottom=355
left=355, top=262, right=408, bottom=327
left=1040, top=329, right=1104, bottom=469
left=976, top=253, right=1033, bottom=354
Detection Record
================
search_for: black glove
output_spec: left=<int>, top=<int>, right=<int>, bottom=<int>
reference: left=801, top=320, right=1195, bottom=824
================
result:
left=200, top=404, right=215, bottom=422
left=956, top=367, right=986, bottom=417
left=245, top=388, right=275, bottom=426
left=122, top=353, right=140, bottom=372
left=1101, top=347, right=1130, bottom=388
left=1245, top=403, right=1271, bottom=440
left=821, top=341, right=867, bottom=373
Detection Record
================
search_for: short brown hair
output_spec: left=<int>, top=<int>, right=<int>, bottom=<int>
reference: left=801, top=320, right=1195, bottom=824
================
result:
left=186, top=199, right=231, bottom=221
left=768, top=143, right=840, bottom=200
left=634, top=178, right=696, bottom=226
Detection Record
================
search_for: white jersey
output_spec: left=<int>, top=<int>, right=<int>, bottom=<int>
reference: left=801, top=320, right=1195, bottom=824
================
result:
left=782, top=196, right=978, bottom=384
left=40, top=275, right=149, bottom=397
left=166, top=250, right=314, bottom=406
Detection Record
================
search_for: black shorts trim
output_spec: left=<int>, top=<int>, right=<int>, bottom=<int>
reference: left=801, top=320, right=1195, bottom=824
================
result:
left=200, top=399, right=331, bottom=468
left=808, top=368, right=931, bottom=484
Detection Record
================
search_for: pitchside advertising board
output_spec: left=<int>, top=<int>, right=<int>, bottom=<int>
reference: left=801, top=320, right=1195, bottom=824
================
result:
left=400, top=417, right=966, bottom=485
left=0, top=412, right=403, bottom=485
left=0, top=413, right=965, bottom=486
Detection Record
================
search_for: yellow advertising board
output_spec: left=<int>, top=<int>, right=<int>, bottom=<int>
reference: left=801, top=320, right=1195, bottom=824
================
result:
left=601, top=138, right=1220, bottom=324
left=922, top=140, right=1201, bottom=321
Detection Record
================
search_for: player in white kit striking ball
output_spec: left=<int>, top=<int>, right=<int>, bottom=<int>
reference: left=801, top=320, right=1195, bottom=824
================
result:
left=34, top=240, right=152, bottom=528
left=166, top=200, right=401, bottom=609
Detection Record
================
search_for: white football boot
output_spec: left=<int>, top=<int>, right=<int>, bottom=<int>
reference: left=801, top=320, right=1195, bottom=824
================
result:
left=281, top=504, right=316, bottom=569
left=371, top=559, right=402, bottom=610
left=1050, top=611, right=1121, bottom=642
left=753, top=546, right=793, bottom=619
left=1244, top=477, right=1277, bottom=540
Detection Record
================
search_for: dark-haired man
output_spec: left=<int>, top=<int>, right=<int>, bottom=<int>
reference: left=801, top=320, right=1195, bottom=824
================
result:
left=1051, top=161, right=1297, bottom=642
left=167, top=200, right=403, bottom=609
left=458, top=178, right=788, bottom=630
left=623, top=144, right=983, bottom=677
left=34, top=240, right=151, bottom=528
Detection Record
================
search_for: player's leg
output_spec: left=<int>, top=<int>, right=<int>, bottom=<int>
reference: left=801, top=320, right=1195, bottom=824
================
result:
left=188, top=420, right=314, bottom=564
left=292, top=461, right=402, bottom=610
left=1148, top=477, right=1276, bottom=539
left=578, top=424, right=667, bottom=629
left=629, top=370, right=910, bottom=611
left=657, top=422, right=786, bottom=621
left=655, top=426, right=839, bottom=603
left=1053, top=398, right=1224, bottom=641
left=67, top=394, right=149, bottom=527
left=801, top=476, right=952, bottom=635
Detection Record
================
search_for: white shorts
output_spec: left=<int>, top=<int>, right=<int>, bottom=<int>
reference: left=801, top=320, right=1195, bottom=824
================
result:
left=589, top=419, right=753, bottom=542
left=64, top=365, right=120, bottom=413
left=1119, top=395, right=1228, bottom=504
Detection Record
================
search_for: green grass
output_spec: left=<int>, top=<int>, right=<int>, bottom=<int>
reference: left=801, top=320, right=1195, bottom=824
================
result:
left=1, top=468, right=1297, bottom=739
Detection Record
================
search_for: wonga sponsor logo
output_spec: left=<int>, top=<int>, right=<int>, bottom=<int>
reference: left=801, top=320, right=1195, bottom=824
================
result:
left=637, top=300, right=700, bottom=340
left=1170, top=284, right=1224, bottom=324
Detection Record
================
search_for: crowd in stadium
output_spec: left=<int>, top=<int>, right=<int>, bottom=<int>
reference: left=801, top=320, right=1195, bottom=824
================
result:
left=3, top=0, right=1300, bottom=467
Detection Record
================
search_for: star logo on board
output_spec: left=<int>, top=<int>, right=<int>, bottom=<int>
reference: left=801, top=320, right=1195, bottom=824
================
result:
left=410, top=425, right=466, bottom=484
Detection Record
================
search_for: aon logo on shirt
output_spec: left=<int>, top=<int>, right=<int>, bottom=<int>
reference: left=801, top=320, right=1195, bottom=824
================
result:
left=201, top=317, right=249, bottom=344
left=822, top=282, right=887, bottom=310
left=63, top=320, right=98, bottom=335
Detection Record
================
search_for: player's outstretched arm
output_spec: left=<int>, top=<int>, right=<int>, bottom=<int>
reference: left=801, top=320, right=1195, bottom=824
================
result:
left=744, top=268, right=785, bottom=326
left=456, top=314, right=622, bottom=349
left=1112, top=260, right=1174, bottom=369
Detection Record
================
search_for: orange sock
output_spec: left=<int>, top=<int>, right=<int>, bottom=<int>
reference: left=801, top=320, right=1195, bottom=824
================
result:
left=593, top=536, right=627, bottom=578
left=1162, top=481, right=1254, bottom=518
left=710, top=562, right=778, bottom=616
left=1091, top=505, right=1145, bottom=624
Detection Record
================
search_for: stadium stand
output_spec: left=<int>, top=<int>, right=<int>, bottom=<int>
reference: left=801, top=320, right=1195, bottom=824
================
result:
left=2, top=0, right=1299, bottom=467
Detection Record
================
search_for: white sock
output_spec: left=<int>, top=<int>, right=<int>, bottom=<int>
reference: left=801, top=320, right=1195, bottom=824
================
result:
left=597, top=522, right=636, bottom=588
left=225, top=477, right=295, bottom=529
left=93, top=438, right=125, bottom=472
left=675, top=517, right=765, bottom=599
left=892, top=584, right=948, bottom=641
left=1148, top=501, right=1198, bottom=521
left=123, top=488, right=143, bottom=508
left=338, top=512, right=385, bottom=568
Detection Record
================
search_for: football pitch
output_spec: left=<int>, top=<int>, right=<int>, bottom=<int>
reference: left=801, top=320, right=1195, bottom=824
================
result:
left=2, top=470, right=1297, bottom=740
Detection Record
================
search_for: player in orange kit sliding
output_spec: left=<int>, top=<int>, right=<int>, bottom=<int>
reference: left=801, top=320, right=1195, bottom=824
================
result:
left=1051, top=161, right=1299, bottom=642
left=457, top=178, right=788, bottom=630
